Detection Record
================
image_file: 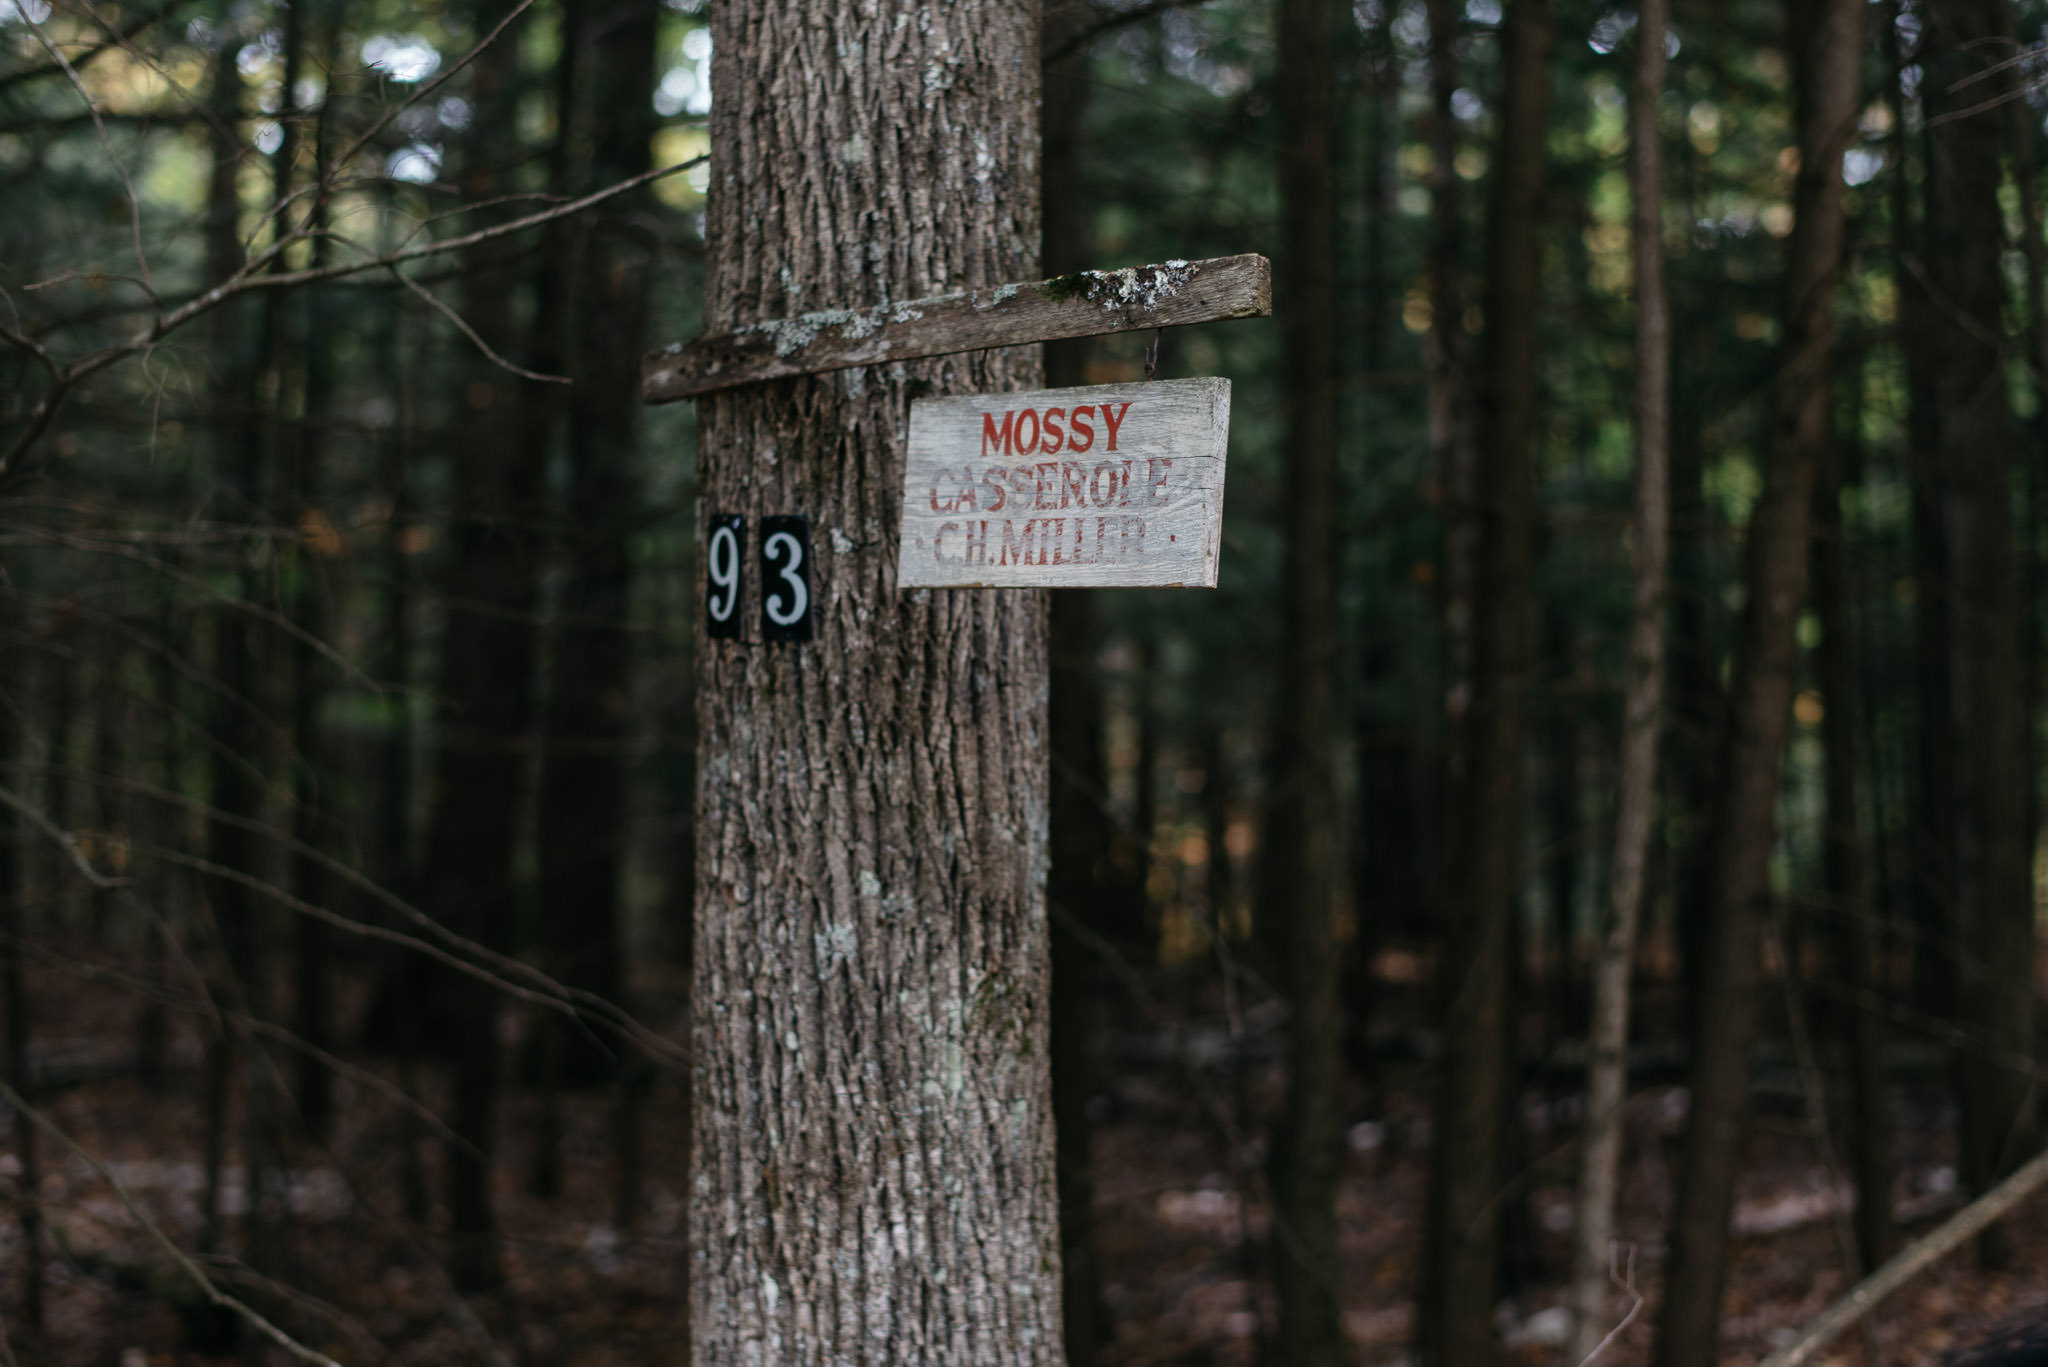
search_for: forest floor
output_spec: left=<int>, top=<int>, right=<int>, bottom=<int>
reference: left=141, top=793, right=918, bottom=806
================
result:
left=3, top=937, right=2046, bottom=1365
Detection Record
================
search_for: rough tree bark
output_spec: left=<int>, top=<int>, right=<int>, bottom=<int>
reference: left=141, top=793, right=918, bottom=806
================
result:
left=1265, top=0, right=1345, bottom=1362
left=1418, top=4, right=1550, bottom=1364
left=1651, top=2, right=1863, bottom=1363
left=1569, top=0, right=1669, bottom=1354
left=1919, top=0, right=2040, bottom=1260
left=688, top=4, right=1061, bottom=1364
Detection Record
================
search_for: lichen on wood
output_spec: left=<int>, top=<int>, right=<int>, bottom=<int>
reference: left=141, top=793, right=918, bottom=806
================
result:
left=645, top=253, right=1269, bottom=401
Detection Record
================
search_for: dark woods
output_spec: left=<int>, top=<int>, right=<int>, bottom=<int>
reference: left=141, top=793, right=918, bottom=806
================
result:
left=1, top=0, right=2047, bottom=1364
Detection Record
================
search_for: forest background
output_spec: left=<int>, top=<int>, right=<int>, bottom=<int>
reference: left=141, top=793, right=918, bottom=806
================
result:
left=3, top=0, right=2048, bottom=1364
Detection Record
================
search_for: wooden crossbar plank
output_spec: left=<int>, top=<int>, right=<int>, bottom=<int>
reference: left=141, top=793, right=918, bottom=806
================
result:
left=641, top=253, right=1271, bottom=403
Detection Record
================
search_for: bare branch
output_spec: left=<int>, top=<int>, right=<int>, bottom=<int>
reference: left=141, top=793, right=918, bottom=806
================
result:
left=0, top=152, right=705, bottom=478
left=392, top=268, right=569, bottom=383
left=1045, top=0, right=1218, bottom=64
left=0, top=0, right=191, bottom=97
left=105, top=797, right=686, bottom=1071
left=1577, top=1245, right=1644, bottom=1366
left=1757, top=1140, right=2048, bottom=1367
left=0, top=783, right=129, bottom=890
left=327, top=0, right=540, bottom=190
left=0, top=1077, right=345, bottom=1367
left=21, top=7, right=159, bottom=311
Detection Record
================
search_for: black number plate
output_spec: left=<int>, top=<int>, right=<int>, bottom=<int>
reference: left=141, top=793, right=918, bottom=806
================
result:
left=760, top=514, right=813, bottom=643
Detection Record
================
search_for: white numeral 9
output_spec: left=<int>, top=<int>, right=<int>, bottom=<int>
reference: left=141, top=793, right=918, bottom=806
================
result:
left=708, top=522, right=740, bottom=623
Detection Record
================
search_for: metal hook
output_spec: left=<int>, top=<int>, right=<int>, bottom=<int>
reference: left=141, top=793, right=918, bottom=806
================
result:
left=1143, top=327, right=1163, bottom=381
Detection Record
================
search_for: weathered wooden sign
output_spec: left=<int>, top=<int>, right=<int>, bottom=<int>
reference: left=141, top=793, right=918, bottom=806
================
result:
left=643, top=254, right=1269, bottom=402
left=897, top=377, right=1230, bottom=589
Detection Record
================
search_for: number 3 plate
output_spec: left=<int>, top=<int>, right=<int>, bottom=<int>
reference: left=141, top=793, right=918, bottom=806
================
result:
left=705, top=514, right=744, bottom=640
left=760, top=514, right=813, bottom=643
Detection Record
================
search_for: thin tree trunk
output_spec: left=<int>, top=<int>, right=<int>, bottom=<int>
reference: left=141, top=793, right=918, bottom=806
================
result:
left=1651, top=3, right=1863, bottom=1362
left=1042, top=6, right=1110, bottom=1358
left=197, top=30, right=259, bottom=1266
left=1811, top=386, right=1892, bottom=1273
left=689, top=3, right=1060, bottom=1362
left=1666, top=67, right=1725, bottom=1029
left=1426, top=0, right=1477, bottom=791
left=526, top=1, right=584, bottom=1207
left=376, top=189, right=429, bottom=1228
left=1888, top=0, right=1956, bottom=1041
left=417, top=0, right=544, bottom=1290
left=2, top=618, right=42, bottom=1332
left=287, top=0, right=337, bottom=1147
left=2006, top=0, right=2048, bottom=1112
left=532, top=0, right=657, bottom=1198
left=1267, top=0, right=1345, bottom=1361
left=1544, top=613, right=1581, bottom=1040
left=237, top=0, right=309, bottom=1300
left=1132, top=633, right=1161, bottom=935
left=38, top=639, right=75, bottom=930
left=138, top=589, right=179, bottom=1093
left=87, top=648, right=122, bottom=942
left=1569, top=0, right=1669, bottom=1354
left=1417, top=3, right=1550, bottom=1363
left=1919, top=0, right=2039, bottom=1263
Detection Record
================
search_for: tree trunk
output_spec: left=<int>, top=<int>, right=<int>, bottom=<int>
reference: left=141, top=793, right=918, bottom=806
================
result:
left=1266, top=0, right=1345, bottom=1362
left=1812, top=361, right=1892, bottom=1273
left=288, top=0, right=338, bottom=1146
left=198, top=32, right=265, bottom=1265
left=1426, top=0, right=1477, bottom=786
left=1569, top=0, right=1669, bottom=1354
left=689, top=4, right=1060, bottom=1363
left=1666, top=73, right=1726, bottom=1031
left=1651, top=3, right=1862, bottom=1363
left=2005, top=0, right=2048, bottom=1008
left=235, top=1, right=310, bottom=1294
left=1131, top=633, right=1161, bottom=933
left=532, top=0, right=657, bottom=1195
left=1888, top=0, right=1957, bottom=1042
left=2, top=613, right=41, bottom=1331
left=1919, top=0, right=2040, bottom=1262
left=1417, top=3, right=1550, bottom=1363
left=416, top=0, right=545, bottom=1291
left=1042, top=5, right=1111, bottom=1360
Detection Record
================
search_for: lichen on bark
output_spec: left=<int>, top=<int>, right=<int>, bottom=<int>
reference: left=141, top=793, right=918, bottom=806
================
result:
left=691, top=3, right=1061, bottom=1365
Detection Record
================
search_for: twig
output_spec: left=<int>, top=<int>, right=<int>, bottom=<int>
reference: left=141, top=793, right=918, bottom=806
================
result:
left=0, top=153, right=704, bottom=477
left=21, top=7, right=158, bottom=312
left=1045, top=0, right=1219, bottom=64
left=391, top=269, right=568, bottom=383
left=1774, top=911, right=1882, bottom=1363
left=0, top=0, right=189, bottom=95
left=0, top=1077, right=343, bottom=1367
left=1578, top=1243, right=1645, bottom=1366
left=326, top=0, right=537, bottom=191
left=0, top=783, right=129, bottom=890
left=1756, top=1140, right=2048, bottom=1367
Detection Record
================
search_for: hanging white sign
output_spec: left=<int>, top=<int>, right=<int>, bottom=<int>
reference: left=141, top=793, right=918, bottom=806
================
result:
left=896, top=377, right=1231, bottom=589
